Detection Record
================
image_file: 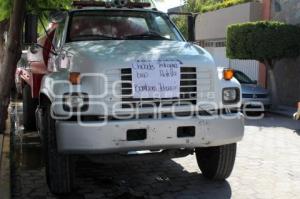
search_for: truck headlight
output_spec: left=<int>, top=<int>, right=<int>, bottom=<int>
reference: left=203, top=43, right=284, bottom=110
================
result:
left=63, top=93, right=89, bottom=112
left=222, top=88, right=240, bottom=104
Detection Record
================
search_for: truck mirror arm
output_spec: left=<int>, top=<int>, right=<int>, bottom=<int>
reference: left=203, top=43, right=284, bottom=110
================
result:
left=30, top=43, right=58, bottom=56
left=38, top=15, right=58, bottom=55
left=167, top=12, right=199, bottom=42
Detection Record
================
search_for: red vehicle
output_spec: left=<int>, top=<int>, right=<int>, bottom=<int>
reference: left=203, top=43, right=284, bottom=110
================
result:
left=15, top=22, right=57, bottom=130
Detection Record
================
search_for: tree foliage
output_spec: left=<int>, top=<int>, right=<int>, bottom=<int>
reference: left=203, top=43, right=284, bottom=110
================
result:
left=226, top=21, right=300, bottom=64
left=201, top=0, right=252, bottom=13
left=0, top=0, right=12, bottom=21
left=172, top=0, right=211, bottom=39
left=0, top=0, right=73, bottom=132
left=0, top=0, right=73, bottom=37
left=0, top=0, right=73, bottom=22
left=227, top=21, right=300, bottom=106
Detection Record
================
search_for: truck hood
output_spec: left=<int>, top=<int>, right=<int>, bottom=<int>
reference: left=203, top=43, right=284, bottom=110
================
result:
left=63, top=40, right=215, bottom=72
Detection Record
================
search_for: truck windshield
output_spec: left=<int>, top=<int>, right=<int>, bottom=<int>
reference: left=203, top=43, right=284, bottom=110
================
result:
left=67, top=10, right=183, bottom=42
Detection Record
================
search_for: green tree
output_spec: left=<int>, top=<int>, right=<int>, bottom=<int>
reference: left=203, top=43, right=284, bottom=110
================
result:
left=0, top=0, right=72, bottom=132
left=227, top=21, right=300, bottom=107
left=171, top=0, right=208, bottom=39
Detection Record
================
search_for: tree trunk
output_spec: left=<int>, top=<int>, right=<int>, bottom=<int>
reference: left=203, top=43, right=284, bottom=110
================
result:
left=265, top=61, right=279, bottom=109
left=0, top=20, right=9, bottom=61
left=0, top=0, right=26, bottom=133
left=0, top=20, right=9, bottom=132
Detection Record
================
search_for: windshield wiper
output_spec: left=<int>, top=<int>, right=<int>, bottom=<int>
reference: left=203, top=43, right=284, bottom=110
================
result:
left=125, top=32, right=171, bottom=40
left=72, top=34, right=122, bottom=41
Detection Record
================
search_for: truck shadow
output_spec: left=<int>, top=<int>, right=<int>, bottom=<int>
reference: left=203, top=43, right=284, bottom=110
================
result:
left=10, top=103, right=232, bottom=199
left=245, top=114, right=300, bottom=132
left=295, top=129, right=300, bottom=136
left=72, top=158, right=232, bottom=199
left=12, top=143, right=232, bottom=199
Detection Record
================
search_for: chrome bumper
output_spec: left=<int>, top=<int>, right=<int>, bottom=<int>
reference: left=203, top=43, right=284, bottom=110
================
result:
left=55, top=113, right=244, bottom=154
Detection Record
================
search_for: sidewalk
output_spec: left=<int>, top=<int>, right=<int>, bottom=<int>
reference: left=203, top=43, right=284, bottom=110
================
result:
left=0, top=117, right=11, bottom=199
left=271, top=105, right=297, bottom=118
left=0, top=134, right=3, bottom=164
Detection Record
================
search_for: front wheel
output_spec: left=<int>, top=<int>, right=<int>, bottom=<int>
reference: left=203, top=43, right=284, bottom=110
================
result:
left=195, top=143, right=237, bottom=180
left=42, top=102, right=74, bottom=195
left=22, top=84, right=38, bottom=131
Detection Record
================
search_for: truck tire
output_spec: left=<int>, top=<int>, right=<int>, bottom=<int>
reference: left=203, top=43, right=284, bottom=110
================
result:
left=195, top=143, right=236, bottom=180
left=42, top=102, right=74, bottom=195
left=22, top=84, right=38, bottom=131
left=10, top=82, right=18, bottom=101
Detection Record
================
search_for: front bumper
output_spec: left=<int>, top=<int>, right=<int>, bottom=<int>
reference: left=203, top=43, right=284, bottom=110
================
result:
left=55, top=113, right=244, bottom=154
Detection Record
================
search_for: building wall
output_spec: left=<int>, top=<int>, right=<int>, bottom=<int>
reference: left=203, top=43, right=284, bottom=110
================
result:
left=167, top=5, right=184, bottom=13
left=271, top=0, right=300, bottom=25
left=258, top=0, right=271, bottom=88
left=194, top=2, right=262, bottom=83
left=195, top=2, right=262, bottom=41
left=269, top=0, right=300, bottom=106
left=272, top=57, right=300, bottom=106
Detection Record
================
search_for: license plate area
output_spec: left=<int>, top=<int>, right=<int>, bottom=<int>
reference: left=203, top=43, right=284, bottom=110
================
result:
left=177, top=126, right=195, bottom=138
left=127, top=129, right=147, bottom=141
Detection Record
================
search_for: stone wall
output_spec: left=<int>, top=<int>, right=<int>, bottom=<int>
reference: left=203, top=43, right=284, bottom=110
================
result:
left=271, top=0, right=300, bottom=25
left=272, top=57, right=300, bottom=106
left=270, top=0, right=300, bottom=106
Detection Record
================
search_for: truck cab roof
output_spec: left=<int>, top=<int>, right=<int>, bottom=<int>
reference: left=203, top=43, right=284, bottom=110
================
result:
left=70, top=0, right=159, bottom=13
left=68, top=7, right=164, bottom=16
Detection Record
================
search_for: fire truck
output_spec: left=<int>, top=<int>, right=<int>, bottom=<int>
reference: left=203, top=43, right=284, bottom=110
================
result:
left=16, top=0, right=244, bottom=195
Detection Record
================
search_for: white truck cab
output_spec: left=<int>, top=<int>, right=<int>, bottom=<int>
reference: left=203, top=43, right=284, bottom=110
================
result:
left=27, top=1, right=244, bottom=194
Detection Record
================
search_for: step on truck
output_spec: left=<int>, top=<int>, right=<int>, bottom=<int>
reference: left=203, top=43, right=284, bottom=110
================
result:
left=16, top=0, right=244, bottom=195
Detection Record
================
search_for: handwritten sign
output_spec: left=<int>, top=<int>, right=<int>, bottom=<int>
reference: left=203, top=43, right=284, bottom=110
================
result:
left=131, top=60, right=181, bottom=99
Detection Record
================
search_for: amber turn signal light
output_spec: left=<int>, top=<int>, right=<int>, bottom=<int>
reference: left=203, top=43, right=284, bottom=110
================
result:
left=223, top=68, right=234, bottom=81
left=69, top=72, right=81, bottom=85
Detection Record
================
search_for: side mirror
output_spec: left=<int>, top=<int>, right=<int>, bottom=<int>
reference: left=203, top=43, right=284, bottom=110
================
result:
left=29, top=43, right=58, bottom=56
left=168, top=12, right=197, bottom=42
left=187, top=15, right=195, bottom=42
left=29, top=43, right=40, bottom=54
left=253, top=80, right=258, bottom=85
left=24, top=14, right=38, bottom=44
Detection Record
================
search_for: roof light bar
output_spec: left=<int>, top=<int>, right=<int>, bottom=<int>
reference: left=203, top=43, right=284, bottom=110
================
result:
left=73, top=1, right=107, bottom=8
left=127, top=2, right=151, bottom=8
left=73, top=1, right=151, bottom=9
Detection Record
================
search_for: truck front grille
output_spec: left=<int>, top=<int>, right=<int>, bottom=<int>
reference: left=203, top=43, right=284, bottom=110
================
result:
left=120, top=67, right=197, bottom=108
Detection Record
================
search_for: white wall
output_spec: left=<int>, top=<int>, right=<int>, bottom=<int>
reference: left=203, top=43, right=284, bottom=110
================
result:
left=195, top=2, right=262, bottom=40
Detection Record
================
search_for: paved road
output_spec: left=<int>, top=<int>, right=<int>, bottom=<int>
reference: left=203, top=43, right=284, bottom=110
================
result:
left=10, top=105, right=300, bottom=199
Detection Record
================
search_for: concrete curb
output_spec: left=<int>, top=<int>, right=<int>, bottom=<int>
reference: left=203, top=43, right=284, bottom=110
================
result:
left=0, top=135, right=3, bottom=165
left=0, top=116, right=11, bottom=199
left=269, top=105, right=297, bottom=118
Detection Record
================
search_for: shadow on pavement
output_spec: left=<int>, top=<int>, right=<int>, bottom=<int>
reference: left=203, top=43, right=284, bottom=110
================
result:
left=12, top=138, right=232, bottom=199
left=294, top=129, right=300, bottom=136
left=73, top=158, right=232, bottom=199
left=10, top=102, right=232, bottom=199
left=245, top=113, right=300, bottom=132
